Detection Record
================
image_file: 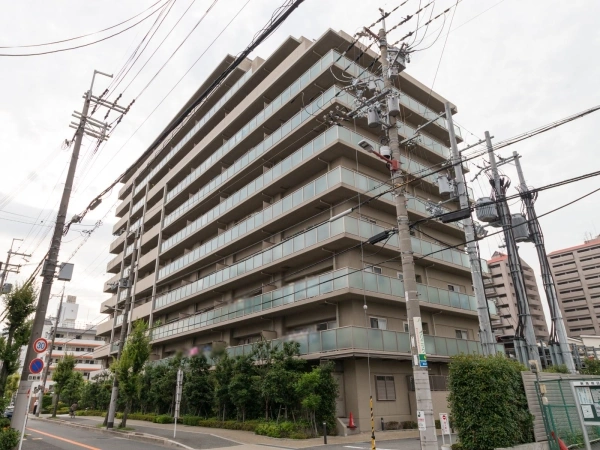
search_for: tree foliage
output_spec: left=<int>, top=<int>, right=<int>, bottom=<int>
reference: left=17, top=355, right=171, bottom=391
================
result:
left=183, top=354, right=213, bottom=417
left=0, top=283, right=37, bottom=398
left=112, top=320, right=151, bottom=428
left=448, top=354, right=534, bottom=450
left=51, top=354, right=76, bottom=417
left=80, top=371, right=112, bottom=410
left=581, top=357, right=600, bottom=375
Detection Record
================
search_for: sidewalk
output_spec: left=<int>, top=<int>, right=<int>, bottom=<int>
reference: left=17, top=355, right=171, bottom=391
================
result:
left=36, top=414, right=430, bottom=449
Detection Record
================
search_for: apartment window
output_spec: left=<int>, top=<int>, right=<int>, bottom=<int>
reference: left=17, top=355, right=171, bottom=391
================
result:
left=316, top=321, right=336, bottom=331
left=397, top=272, right=403, bottom=280
left=416, top=275, right=423, bottom=283
left=404, top=322, right=429, bottom=335
left=375, top=375, right=396, bottom=401
left=365, top=266, right=382, bottom=274
left=370, top=317, right=387, bottom=330
left=455, top=329, right=468, bottom=340
left=447, top=284, right=463, bottom=293
left=55, top=334, right=64, bottom=338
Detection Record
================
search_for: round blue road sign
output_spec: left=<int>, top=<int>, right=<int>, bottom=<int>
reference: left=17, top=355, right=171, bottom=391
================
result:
left=29, top=358, right=44, bottom=374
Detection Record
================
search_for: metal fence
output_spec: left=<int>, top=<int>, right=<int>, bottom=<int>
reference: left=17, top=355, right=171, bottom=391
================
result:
left=535, top=378, right=600, bottom=449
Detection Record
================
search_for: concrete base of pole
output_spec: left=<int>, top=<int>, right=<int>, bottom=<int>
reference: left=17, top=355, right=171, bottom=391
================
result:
left=11, top=380, right=33, bottom=433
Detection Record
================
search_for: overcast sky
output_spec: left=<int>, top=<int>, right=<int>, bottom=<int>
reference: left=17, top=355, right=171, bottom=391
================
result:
left=1, top=0, right=599, bottom=328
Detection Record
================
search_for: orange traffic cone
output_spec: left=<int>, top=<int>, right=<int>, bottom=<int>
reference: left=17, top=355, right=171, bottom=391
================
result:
left=551, top=432, right=569, bottom=450
left=348, top=412, right=357, bottom=429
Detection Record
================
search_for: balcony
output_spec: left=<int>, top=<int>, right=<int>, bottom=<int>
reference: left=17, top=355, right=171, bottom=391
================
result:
left=141, top=222, right=160, bottom=249
left=132, top=69, right=255, bottom=199
left=115, top=192, right=132, bottom=218
left=157, top=161, right=470, bottom=283
left=92, top=344, right=110, bottom=359
left=134, top=273, right=155, bottom=295
left=138, top=247, right=158, bottom=273
left=154, top=215, right=479, bottom=311
left=159, top=126, right=463, bottom=270
left=96, top=319, right=114, bottom=337
left=109, top=232, right=126, bottom=254
left=163, top=85, right=354, bottom=226
left=112, top=214, right=128, bottom=235
left=150, top=266, right=497, bottom=342
left=106, top=253, right=123, bottom=274
left=225, top=326, right=503, bottom=361
left=100, top=295, right=116, bottom=313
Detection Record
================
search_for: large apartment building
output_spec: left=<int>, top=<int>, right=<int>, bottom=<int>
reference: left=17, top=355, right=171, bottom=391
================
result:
left=486, top=251, right=548, bottom=345
left=94, top=29, right=500, bottom=430
left=548, top=235, right=600, bottom=337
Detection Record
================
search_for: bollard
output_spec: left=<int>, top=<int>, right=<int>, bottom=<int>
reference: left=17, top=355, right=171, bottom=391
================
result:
left=323, top=422, right=327, bottom=444
left=381, top=417, right=384, bottom=431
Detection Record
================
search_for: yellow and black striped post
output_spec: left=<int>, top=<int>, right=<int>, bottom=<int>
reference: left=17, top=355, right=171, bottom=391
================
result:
left=370, top=395, right=376, bottom=450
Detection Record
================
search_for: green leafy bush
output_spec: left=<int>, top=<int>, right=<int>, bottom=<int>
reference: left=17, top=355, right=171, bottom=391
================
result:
left=196, top=419, right=261, bottom=431
left=544, top=364, right=570, bottom=373
left=581, top=358, right=600, bottom=375
left=448, top=354, right=533, bottom=450
left=401, top=421, right=417, bottom=429
left=76, top=410, right=105, bottom=417
left=116, top=413, right=156, bottom=422
left=154, top=414, right=174, bottom=424
left=385, top=421, right=400, bottom=430
left=255, top=421, right=311, bottom=439
left=0, top=427, right=19, bottom=450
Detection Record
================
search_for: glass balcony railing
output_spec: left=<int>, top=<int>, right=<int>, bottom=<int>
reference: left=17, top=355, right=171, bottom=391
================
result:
left=150, top=267, right=497, bottom=341
left=166, top=51, right=363, bottom=206
left=336, top=53, right=462, bottom=138
left=226, top=326, right=503, bottom=361
left=131, top=198, right=144, bottom=215
left=165, top=49, right=454, bottom=210
left=397, top=121, right=450, bottom=159
left=163, top=85, right=355, bottom=226
left=155, top=215, right=475, bottom=310
left=133, top=69, right=254, bottom=196
left=160, top=126, right=382, bottom=253
left=130, top=217, right=142, bottom=234
left=160, top=164, right=466, bottom=284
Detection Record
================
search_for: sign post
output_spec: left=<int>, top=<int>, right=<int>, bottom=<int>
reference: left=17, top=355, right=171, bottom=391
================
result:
left=413, top=317, right=428, bottom=367
left=440, top=412, right=452, bottom=446
left=570, top=380, right=600, bottom=450
left=417, top=410, right=426, bottom=431
left=174, top=368, right=183, bottom=438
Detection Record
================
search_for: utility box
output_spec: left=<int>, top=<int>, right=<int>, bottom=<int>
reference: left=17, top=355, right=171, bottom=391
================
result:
left=2, top=283, right=12, bottom=294
left=57, top=263, right=74, bottom=281
left=511, top=214, right=531, bottom=242
left=437, top=175, right=455, bottom=196
left=387, top=96, right=400, bottom=117
left=475, top=197, right=499, bottom=223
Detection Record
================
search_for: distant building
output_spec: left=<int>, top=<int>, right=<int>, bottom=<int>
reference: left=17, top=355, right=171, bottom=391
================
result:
left=58, top=295, right=79, bottom=328
left=43, top=322, right=105, bottom=383
left=487, top=251, right=549, bottom=343
left=548, top=235, right=600, bottom=337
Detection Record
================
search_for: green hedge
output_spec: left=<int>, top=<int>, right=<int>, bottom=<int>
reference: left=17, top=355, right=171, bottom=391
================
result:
left=0, top=427, right=19, bottom=450
left=195, top=419, right=261, bottom=432
left=154, top=415, right=174, bottom=424
left=448, top=354, right=533, bottom=450
left=76, top=410, right=105, bottom=417
left=255, top=421, right=311, bottom=439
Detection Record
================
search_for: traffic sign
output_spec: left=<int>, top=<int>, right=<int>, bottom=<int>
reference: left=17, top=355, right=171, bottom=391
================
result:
left=439, top=413, right=451, bottom=434
left=33, top=338, right=48, bottom=354
left=29, top=358, right=44, bottom=374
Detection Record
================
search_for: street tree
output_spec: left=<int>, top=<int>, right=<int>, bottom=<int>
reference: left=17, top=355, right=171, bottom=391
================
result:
left=112, top=321, right=150, bottom=428
left=51, top=355, right=76, bottom=417
left=229, top=354, right=257, bottom=422
left=183, top=354, right=213, bottom=417
left=0, top=283, right=36, bottom=398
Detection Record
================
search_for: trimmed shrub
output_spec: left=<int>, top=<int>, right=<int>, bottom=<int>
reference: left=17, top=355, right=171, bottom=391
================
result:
left=117, top=413, right=156, bottom=422
left=255, top=421, right=311, bottom=439
left=385, top=421, right=400, bottom=430
left=76, top=410, right=105, bottom=417
left=401, top=421, right=417, bottom=429
left=154, top=415, right=174, bottom=424
left=196, top=419, right=261, bottom=432
left=182, top=416, right=202, bottom=426
left=0, top=427, right=19, bottom=450
left=448, top=354, right=533, bottom=450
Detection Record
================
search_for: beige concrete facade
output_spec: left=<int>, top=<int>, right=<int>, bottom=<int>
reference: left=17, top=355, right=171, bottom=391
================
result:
left=487, top=251, right=548, bottom=341
left=548, top=236, right=600, bottom=337
left=94, top=29, right=501, bottom=431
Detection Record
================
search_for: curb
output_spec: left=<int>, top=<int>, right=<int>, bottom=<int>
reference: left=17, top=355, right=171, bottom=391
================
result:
left=31, top=417, right=196, bottom=450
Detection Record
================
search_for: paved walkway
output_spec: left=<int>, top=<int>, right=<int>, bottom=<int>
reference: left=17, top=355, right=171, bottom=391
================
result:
left=42, top=414, right=445, bottom=449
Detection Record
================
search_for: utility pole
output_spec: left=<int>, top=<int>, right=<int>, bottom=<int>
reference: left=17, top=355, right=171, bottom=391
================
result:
left=12, top=70, right=116, bottom=432
left=0, top=239, right=30, bottom=290
left=484, top=132, right=540, bottom=367
left=106, top=235, right=138, bottom=429
left=379, top=24, right=438, bottom=450
left=513, top=152, right=575, bottom=372
left=35, top=287, right=65, bottom=417
left=445, top=103, right=496, bottom=356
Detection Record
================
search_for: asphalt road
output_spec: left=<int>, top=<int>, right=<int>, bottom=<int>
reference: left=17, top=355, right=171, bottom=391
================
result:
left=317, top=436, right=451, bottom=450
left=22, top=418, right=173, bottom=450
